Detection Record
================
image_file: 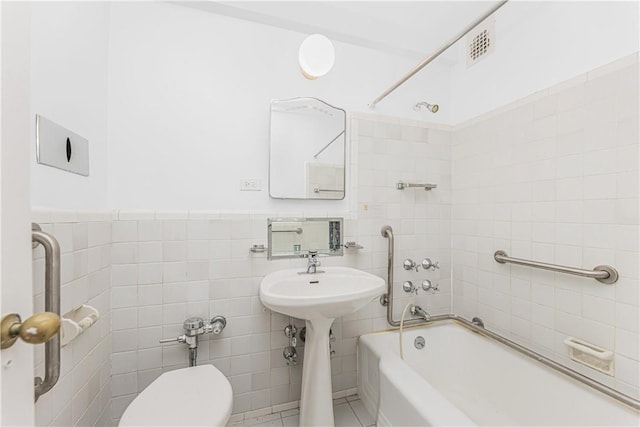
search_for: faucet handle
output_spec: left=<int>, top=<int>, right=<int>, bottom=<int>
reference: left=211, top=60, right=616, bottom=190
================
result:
left=421, top=258, right=440, bottom=271
left=307, top=250, right=318, bottom=258
left=421, top=280, right=439, bottom=294
left=403, top=259, right=418, bottom=271
left=159, top=334, right=186, bottom=344
left=402, top=281, right=418, bottom=294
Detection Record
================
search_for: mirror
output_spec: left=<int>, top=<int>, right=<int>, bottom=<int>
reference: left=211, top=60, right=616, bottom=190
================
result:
left=268, top=217, right=343, bottom=260
left=269, top=98, right=346, bottom=200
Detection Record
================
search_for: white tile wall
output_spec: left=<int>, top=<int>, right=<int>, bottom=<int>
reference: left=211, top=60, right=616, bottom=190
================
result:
left=30, top=54, right=638, bottom=426
left=108, top=116, right=453, bottom=421
left=32, top=213, right=112, bottom=427
left=451, top=54, right=640, bottom=399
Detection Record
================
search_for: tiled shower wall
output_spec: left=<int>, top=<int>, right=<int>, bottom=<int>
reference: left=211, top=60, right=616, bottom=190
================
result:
left=108, top=116, right=452, bottom=422
left=32, top=213, right=112, bottom=426
left=451, top=53, right=639, bottom=399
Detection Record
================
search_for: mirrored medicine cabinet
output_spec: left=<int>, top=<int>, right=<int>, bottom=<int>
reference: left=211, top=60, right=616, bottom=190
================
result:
left=267, top=217, right=343, bottom=260
left=269, top=97, right=346, bottom=200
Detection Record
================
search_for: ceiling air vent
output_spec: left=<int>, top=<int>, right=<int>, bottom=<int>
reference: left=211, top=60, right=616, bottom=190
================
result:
left=466, top=16, right=495, bottom=67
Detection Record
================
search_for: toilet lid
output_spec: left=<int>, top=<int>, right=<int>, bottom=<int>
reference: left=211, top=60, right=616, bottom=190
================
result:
left=119, top=365, right=233, bottom=426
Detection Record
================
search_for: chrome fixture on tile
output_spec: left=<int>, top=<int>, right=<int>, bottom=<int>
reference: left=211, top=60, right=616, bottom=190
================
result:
left=421, top=258, right=440, bottom=271
left=410, top=305, right=431, bottom=321
left=402, top=281, right=418, bottom=294
left=303, top=250, right=322, bottom=274
left=249, top=244, right=267, bottom=253
left=494, top=250, right=618, bottom=284
left=283, top=346, right=297, bottom=365
left=472, top=317, right=485, bottom=328
left=159, top=316, right=227, bottom=367
left=344, top=241, right=364, bottom=249
left=421, top=279, right=439, bottom=294
left=403, top=258, right=418, bottom=272
left=396, top=182, right=437, bottom=191
left=283, top=319, right=298, bottom=365
left=413, top=101, right=439, bottom=113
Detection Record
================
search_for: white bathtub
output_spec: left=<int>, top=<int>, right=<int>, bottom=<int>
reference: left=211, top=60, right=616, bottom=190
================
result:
left=358, top=320, right=639, bottom=426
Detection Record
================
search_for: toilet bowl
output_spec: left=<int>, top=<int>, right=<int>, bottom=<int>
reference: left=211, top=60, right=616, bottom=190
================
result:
left=119, top=365, right=233, bottom=426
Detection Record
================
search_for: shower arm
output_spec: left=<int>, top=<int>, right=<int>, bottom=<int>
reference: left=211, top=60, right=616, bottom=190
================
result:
left=369, top=0, right=509, bottom=107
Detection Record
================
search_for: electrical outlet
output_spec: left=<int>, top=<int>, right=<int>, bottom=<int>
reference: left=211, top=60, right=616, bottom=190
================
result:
left=239, top=179, right=262, bottom=191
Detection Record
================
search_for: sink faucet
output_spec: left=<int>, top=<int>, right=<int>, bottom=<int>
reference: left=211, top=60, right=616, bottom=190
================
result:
left=410, top=305, right=431, bottom=321
left=306, top=250, right=321, bottom=274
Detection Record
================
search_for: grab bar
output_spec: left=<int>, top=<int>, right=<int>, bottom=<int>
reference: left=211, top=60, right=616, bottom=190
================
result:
left=32, top=223, right=61, bottom=401
left=272, top=228, right=303, bottom=234
left=494, top=250, right=618, bottom=284
left=380, top=225, right=430, bottom=327
left=313, top=188, right=343, bottom=194
left=396, top=182, right=437, bottom=191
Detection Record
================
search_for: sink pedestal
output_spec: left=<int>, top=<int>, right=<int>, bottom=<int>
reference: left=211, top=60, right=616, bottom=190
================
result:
left=259, top=267, right=386, bottom=427
left=300, top=317, right=334, bottom=427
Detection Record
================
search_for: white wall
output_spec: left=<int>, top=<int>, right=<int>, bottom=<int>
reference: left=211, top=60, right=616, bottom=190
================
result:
left=450, top=1, right=640, bottom=123
left=107, top=115, right=453, bottom=421
left=106, top=2, right=452, bottom=211
left=30, top=2, right=110, bottom=209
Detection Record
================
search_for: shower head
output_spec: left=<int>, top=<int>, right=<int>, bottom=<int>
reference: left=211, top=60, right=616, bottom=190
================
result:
left=414, top=102, right=439, bottom=113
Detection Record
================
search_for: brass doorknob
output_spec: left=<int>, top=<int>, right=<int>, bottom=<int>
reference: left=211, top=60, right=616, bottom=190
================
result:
left=1, top=312, right=61, bottom=349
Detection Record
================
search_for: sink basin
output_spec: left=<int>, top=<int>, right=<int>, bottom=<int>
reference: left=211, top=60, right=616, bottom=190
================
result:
left=259, top=267, right=386, bottom=320
left=260, top=266, right=385, bottom=426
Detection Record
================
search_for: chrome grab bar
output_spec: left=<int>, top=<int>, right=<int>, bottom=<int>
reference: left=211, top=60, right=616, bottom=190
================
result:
left=313, top=188, right=343, bottom=194
left=494, top=250, right=619, bottom=284
left=271, top=228, right=303, bottom=234
left=396, top=182, right=437, bottom=191
left=32, top=223, right=61, bottom=401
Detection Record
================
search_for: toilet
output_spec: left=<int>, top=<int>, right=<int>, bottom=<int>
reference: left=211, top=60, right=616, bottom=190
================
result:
left=119, top=365, right=233, bottom=426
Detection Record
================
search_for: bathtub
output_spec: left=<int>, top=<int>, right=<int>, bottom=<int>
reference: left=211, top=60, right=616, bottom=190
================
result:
left=358, top=320, right=639, bottom=426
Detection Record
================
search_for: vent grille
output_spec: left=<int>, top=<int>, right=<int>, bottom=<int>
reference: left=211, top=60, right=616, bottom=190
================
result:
left=469, top=30, right=491, bottom=61
left=466, top=17, right=495, bottom=67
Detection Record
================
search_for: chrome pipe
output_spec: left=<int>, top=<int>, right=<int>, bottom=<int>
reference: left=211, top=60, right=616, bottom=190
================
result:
left=32, top=225, right=61, bottom=401
left=494, top=250, right=618, bottom=284
left=370, top=0, right=509, bottom=107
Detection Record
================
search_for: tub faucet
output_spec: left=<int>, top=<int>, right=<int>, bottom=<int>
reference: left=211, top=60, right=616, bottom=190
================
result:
left=410, top=305, right=431, bottom=321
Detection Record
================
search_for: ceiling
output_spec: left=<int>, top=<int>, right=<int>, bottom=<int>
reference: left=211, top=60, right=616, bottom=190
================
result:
left=177, top=1, right=502, bottom=64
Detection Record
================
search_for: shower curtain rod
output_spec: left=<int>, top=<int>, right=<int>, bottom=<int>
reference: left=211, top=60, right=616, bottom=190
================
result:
left=369, top=0, right=509, bottom=107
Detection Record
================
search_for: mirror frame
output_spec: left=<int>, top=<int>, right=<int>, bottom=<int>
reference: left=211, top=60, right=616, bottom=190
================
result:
left=267, top=217, right=344, bottom=260
left=268, top=97, right=347, bottom=200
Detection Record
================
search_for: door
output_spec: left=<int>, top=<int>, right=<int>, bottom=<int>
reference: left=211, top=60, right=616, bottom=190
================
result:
left=1, top=2, right=36, bottom=425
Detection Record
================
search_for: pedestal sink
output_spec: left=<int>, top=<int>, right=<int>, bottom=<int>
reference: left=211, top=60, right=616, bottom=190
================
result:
left=260, top=267, right=385, bottom=427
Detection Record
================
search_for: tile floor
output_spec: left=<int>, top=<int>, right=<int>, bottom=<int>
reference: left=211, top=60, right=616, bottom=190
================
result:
left=230, top=395, right=375, bottom=427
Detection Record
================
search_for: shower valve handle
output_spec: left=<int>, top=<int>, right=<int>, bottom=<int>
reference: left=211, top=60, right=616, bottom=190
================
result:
left=421, top=258, right=440, bottom=271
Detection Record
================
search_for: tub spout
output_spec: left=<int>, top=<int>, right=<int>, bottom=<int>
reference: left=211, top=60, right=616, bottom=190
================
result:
left=410, top=305, right=431, bottom=321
